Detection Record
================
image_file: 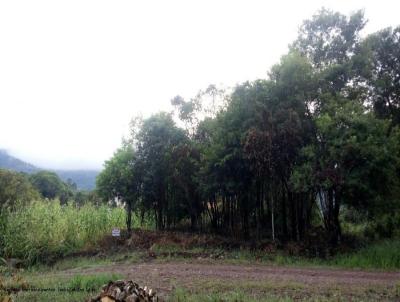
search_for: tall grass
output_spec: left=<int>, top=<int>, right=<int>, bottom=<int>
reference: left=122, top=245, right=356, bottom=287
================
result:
left=0, top=200, right=125, bottom=264
left=330, top=240, right=400, bottom=269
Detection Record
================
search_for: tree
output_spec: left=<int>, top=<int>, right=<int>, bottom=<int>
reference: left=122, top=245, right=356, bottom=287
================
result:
left=171, top=84, right=227, bottom=138
left=95, top=9, right=400, bottom=246
left=29, top=171, right=72, bottom=203
left=135, top=112, right=188, bottom=230
left=292, top=8, right=366, bottom=69
left=0, top=169, right=40, bottom=207
left=292, top=98, right=399, bottom=244
left=357, top=26, right=400, bottom=126
left=96, top=145, right=138, bottom=232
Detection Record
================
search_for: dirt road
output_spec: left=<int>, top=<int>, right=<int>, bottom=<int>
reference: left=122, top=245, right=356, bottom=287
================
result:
left=64, top=261, right=400, bottom=300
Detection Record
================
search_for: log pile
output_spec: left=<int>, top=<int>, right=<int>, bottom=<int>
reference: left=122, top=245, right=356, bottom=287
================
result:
left=88, top=280, right=158, bottom=302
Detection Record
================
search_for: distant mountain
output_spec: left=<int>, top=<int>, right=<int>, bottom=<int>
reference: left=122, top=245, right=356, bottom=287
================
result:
left=0, top=149, right=99, bottom=190
left=0, top=149, right=39, bottom=173
left=54, top=169, right=99, bottom=191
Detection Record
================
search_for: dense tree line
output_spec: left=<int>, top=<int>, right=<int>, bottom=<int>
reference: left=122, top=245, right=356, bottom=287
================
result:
left=97, top=9, right=400, bottom=245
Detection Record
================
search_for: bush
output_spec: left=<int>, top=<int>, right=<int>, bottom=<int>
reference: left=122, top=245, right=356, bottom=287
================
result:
left=363, top=213, right=400, bottom=240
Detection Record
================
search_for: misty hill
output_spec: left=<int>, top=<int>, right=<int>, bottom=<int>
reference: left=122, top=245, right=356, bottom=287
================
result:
left=54, top=169, right=99, bottom=191
left=0, top=149, right=39, bottom=173
left=0, top=149, right=98, bottom=190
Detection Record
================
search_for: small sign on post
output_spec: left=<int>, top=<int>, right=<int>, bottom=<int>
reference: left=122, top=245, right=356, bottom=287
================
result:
left=112, top=228, right=121, bottom=237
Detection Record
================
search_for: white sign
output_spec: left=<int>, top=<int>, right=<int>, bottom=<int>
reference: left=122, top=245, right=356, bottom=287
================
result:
left=112, top=228, right=120, bottom=237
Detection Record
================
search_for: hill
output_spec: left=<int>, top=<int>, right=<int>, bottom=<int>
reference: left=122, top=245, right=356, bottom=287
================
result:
left=54, top=169, right=99, bottom=191
left=0, top=149, right=98, bottom=190
left=0, top=149, right=39, bottom=173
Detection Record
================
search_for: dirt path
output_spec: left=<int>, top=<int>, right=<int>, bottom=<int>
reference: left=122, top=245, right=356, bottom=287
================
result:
left=63, top=261, right=400, bottom=299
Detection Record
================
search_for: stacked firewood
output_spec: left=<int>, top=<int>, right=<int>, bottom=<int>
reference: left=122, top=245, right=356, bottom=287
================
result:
left=88, top=280, right=158, bottom=302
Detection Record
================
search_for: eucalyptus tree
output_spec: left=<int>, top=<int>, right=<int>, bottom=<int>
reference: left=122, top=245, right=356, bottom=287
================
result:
left=135, top=112, right=189, bottom=230
left=292, top=98, right=399, bottom=244
left=95, top=9, right=400, bottom=246
left=96, top=144, right=138, bottom=232
left=292, top=8, right=366, bottom=69
left=358, top=26, right=400, bottom=126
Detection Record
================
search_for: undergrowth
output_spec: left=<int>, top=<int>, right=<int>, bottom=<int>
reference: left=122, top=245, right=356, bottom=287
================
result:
left=329, top=240, right=400, bottom=269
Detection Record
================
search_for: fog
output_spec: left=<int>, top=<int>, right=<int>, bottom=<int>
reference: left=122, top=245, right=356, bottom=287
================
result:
left=0, top=0, right=398, bottom=169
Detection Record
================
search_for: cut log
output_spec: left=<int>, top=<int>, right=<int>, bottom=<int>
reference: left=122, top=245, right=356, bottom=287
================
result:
left=100, top=297, right=116, bottom=302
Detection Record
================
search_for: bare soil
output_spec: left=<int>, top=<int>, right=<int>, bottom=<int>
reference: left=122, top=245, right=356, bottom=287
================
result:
left=50, top=230, right=399, bottom=300
left=63, top=261, right=400, bottom=300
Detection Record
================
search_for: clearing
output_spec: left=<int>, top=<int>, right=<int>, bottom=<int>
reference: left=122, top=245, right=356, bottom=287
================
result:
left=48, top=259, right=400, bottom=301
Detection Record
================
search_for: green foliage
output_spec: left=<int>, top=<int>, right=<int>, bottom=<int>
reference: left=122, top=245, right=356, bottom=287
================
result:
left=358, top=26, right=400, bottom=125
left=0, top=169, right=40, bottom=207
left=362, top=213, right=400, bottom=240
left=134, top=112, right=196, bottom=230
left=66, top=274, right=123, bottom=291
left=95, top=9, right=400, bottom=245
left=0, top=200, right=125, bottom=264
left=96, top=145, right=137, bottom=204
left=331, top=240, right=400, bottom=269
left=292, top=8, right=366, bottom=68
left=29, top=171, right=74, bottom=203
left=96, top=144, right=139, bottom=231
left=292, top=98, right=399, bottom=242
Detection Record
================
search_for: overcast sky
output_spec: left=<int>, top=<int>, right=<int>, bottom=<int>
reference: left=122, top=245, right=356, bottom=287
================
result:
left=0, top=0, right=399, bottom=170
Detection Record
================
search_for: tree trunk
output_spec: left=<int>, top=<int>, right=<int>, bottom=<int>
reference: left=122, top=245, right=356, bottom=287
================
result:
left=289, top=192, right=297, bottom=241
left=256, top=180, right=261, bottom=240
left=317, top=188, right=342, bottom=246
left=271, top=193, right=275, bottom=242
left=281, top=184, right=288, bottom=240
left=126, top=201, right=132, bottom=234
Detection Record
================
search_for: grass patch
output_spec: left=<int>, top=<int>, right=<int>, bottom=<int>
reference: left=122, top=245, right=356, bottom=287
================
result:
left=44, top=256, right=114, bottom=271
left=25, top=251, right=144, bottom=273
left=7, top=290, right=90, bottom=302
left=169, top=287, right=293, bottom=302
left=151, top=239, right=400, bottom=270
left=329, top=240, right=400, bottom=269
left=168, top=280, right=396, bottom=302
left=1, top=273, right=123, bottom=302
left=66, top=273, right=123, bottom=291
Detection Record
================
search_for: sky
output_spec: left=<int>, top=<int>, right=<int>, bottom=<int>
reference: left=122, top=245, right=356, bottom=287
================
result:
left=0, top=0, right=399, bottom=170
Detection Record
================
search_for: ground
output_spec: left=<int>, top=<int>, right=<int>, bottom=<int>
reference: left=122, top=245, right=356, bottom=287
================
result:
left=66, top=260, right=400, bottom=300
left=3, top=256, right=400, bottom=301
left=2, top=230, right=400, bottom=301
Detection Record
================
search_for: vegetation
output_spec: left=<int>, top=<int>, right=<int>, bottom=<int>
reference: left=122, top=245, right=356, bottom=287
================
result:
left=0, top=149, right=99, bottom=190
left=29, top=171, right=75, bottom=203
left=0, top=200, right=125, bottom=264
left=96, top=145, right=138, bottom=232
left=0, top=8, right=399, bottom=301
left=0, top=273, right=123, bottom=302
left=0, top=170, right=40, bottom=207
left=97, top=9, right=400, bottom=247
left=329, top=240, right=400, bottom=269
